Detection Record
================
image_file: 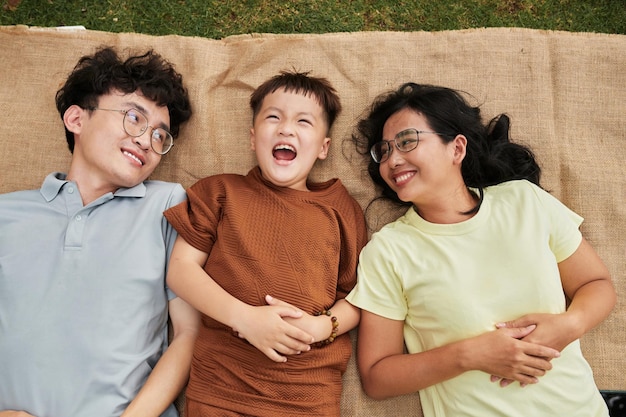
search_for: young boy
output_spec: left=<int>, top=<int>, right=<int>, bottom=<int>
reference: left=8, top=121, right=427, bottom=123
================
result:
left=164, top=70, right=367, bottom=416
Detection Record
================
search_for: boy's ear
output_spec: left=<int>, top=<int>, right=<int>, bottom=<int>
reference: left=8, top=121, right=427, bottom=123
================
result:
left=249, top=127, right=256, bottom=151
left=317, top=137, right=331, bottom=160
left=63, top=105, right=84, bottom=135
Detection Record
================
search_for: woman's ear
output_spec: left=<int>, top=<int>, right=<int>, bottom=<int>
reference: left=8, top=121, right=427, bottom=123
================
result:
left=452, top=134, right=467, bottom=165
left=63, top=105, right=84, bottom=135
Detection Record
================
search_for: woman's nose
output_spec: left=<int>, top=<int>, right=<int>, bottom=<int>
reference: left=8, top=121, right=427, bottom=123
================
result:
left=386, top=146, right=404, bottom=167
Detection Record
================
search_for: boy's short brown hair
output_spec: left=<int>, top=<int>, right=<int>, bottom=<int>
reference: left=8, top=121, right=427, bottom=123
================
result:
left=250, top=70, right=341, bottom=134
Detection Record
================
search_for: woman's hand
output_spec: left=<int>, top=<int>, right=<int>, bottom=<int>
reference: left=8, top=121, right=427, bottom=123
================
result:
left=469, top=324, right=560, bottom=387
left=496, top=313, right=575, bottom=352
left=463, top=325, right=560, bottom=387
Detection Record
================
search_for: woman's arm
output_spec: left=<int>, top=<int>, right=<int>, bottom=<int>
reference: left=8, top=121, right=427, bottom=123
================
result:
left=559, top=237, right=616, bottom=336
left=497, top=237, right=615, bottom=351
left=166, top=236, right=314, bottom=362
left=357, top=310, right=560, bottom=400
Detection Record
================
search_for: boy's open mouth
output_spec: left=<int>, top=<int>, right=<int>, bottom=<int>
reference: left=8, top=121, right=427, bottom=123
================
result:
left=273, top=144, right=297, bottom=161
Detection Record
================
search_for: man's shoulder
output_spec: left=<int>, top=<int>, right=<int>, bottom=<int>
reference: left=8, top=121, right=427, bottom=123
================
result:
left=137, top=180, right=186, bottom=208
left=143, top=179, right=184, bottom=192
left=0, top=187, right=41, bottom=204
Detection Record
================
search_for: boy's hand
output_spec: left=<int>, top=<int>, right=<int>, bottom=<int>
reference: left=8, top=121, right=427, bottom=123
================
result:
left=231, top=300, right=314, bottom=363
left=265, top=295, right=332, bottom=343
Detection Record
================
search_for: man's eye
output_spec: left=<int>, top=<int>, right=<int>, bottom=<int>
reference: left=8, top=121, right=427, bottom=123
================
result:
left=126, top=110, right=140, bottom=124
left=152, top=130, right=164, bottom=143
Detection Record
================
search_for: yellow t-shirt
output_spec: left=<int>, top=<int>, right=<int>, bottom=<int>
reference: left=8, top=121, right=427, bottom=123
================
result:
left=347, top=180, right=608, bottom=417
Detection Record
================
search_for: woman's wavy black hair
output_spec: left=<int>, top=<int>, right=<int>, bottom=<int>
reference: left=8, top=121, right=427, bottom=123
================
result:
left=353, top=83, right=541, bottom=210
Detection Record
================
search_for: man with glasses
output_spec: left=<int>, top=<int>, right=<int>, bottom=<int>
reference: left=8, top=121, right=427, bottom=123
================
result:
left=0, top=47, right=198, bottom=417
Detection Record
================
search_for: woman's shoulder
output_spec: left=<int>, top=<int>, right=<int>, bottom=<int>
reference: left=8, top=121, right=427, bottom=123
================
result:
left=368, top=208, right=414, bottom=238
left=485, top=179, right=545, bottom=201
left=487, top=179, right=539, bottom=192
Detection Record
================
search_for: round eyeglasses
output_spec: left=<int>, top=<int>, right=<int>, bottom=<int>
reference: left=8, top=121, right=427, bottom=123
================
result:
left=370, top=128, right=446, bottom=163
left=89, top=107, right=174, bottom=155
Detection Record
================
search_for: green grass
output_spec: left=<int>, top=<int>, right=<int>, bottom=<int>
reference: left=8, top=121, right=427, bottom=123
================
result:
left=1, top=0, right=624, bottom=38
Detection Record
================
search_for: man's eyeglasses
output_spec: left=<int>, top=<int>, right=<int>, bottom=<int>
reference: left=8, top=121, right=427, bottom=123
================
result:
left=89, top=107, right=174, bottom=155
left=370, top=128, right=446, bottom=163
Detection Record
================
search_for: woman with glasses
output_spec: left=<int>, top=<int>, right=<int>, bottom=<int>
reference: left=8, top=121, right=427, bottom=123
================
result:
left=346, top=83, right=614, bottom=416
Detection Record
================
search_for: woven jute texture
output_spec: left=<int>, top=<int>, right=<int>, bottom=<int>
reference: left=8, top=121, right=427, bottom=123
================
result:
left=1, top=25, right=624, bottom=416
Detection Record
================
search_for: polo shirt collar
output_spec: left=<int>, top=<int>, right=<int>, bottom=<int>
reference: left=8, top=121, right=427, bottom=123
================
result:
left=40, top=172, right=147, bottom=202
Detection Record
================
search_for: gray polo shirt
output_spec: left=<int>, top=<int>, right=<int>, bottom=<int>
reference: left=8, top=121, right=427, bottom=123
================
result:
left=0, top=172, right=185, bottom=417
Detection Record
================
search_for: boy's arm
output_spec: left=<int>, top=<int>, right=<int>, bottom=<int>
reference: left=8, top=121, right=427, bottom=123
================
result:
left=167, top=236, right=314, bottom=362
left=0, top=412, right=36, bottom=416
left=266, top=296, right=360, bottom=344
left=121, top=297, right=199, bottom=417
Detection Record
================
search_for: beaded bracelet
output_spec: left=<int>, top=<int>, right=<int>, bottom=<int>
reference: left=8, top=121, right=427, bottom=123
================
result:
left=313, top=309, right=338, bottom=347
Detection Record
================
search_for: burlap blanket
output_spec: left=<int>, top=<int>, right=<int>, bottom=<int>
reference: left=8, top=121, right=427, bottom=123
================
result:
left=1, top=25, right=624, bottom=416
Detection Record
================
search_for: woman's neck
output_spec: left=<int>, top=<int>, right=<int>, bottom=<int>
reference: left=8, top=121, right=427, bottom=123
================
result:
left=414, top=186, right=479, bottom=224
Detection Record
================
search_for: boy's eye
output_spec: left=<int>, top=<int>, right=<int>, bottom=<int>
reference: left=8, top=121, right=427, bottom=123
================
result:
left=299, top=119, right=312, bottom=125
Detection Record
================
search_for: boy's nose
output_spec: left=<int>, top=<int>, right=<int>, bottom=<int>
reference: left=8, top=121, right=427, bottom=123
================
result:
left=278, top=121, right=295, bottom=136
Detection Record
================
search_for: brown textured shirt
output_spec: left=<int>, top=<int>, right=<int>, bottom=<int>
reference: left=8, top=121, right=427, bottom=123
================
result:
left=164, top=166, right=367, bottom=416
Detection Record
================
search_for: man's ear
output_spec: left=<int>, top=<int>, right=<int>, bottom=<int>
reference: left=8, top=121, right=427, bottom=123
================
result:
left=317, top=137, right=331, bottom=160
left=63, top=105, right=85, bottom=135
left=452, top=134, right=467, bottom=165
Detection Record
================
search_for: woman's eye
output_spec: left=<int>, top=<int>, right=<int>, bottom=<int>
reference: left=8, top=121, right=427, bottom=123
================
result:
left=399, top=139, right=416, bottom=149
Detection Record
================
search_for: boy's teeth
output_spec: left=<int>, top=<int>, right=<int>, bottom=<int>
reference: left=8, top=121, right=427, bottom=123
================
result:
left=274, top=144, right=295, bottom=151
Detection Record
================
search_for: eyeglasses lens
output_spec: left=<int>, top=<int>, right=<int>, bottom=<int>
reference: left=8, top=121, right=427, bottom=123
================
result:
left=123, top=109, right=173, bottom=155
left=370, top=142, right=389, bottom=163
left=123, top=109, right=147, bottom=137
left=150, top=129, right=174, bottom=155
left=397, top=129, right=419, bottom=152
